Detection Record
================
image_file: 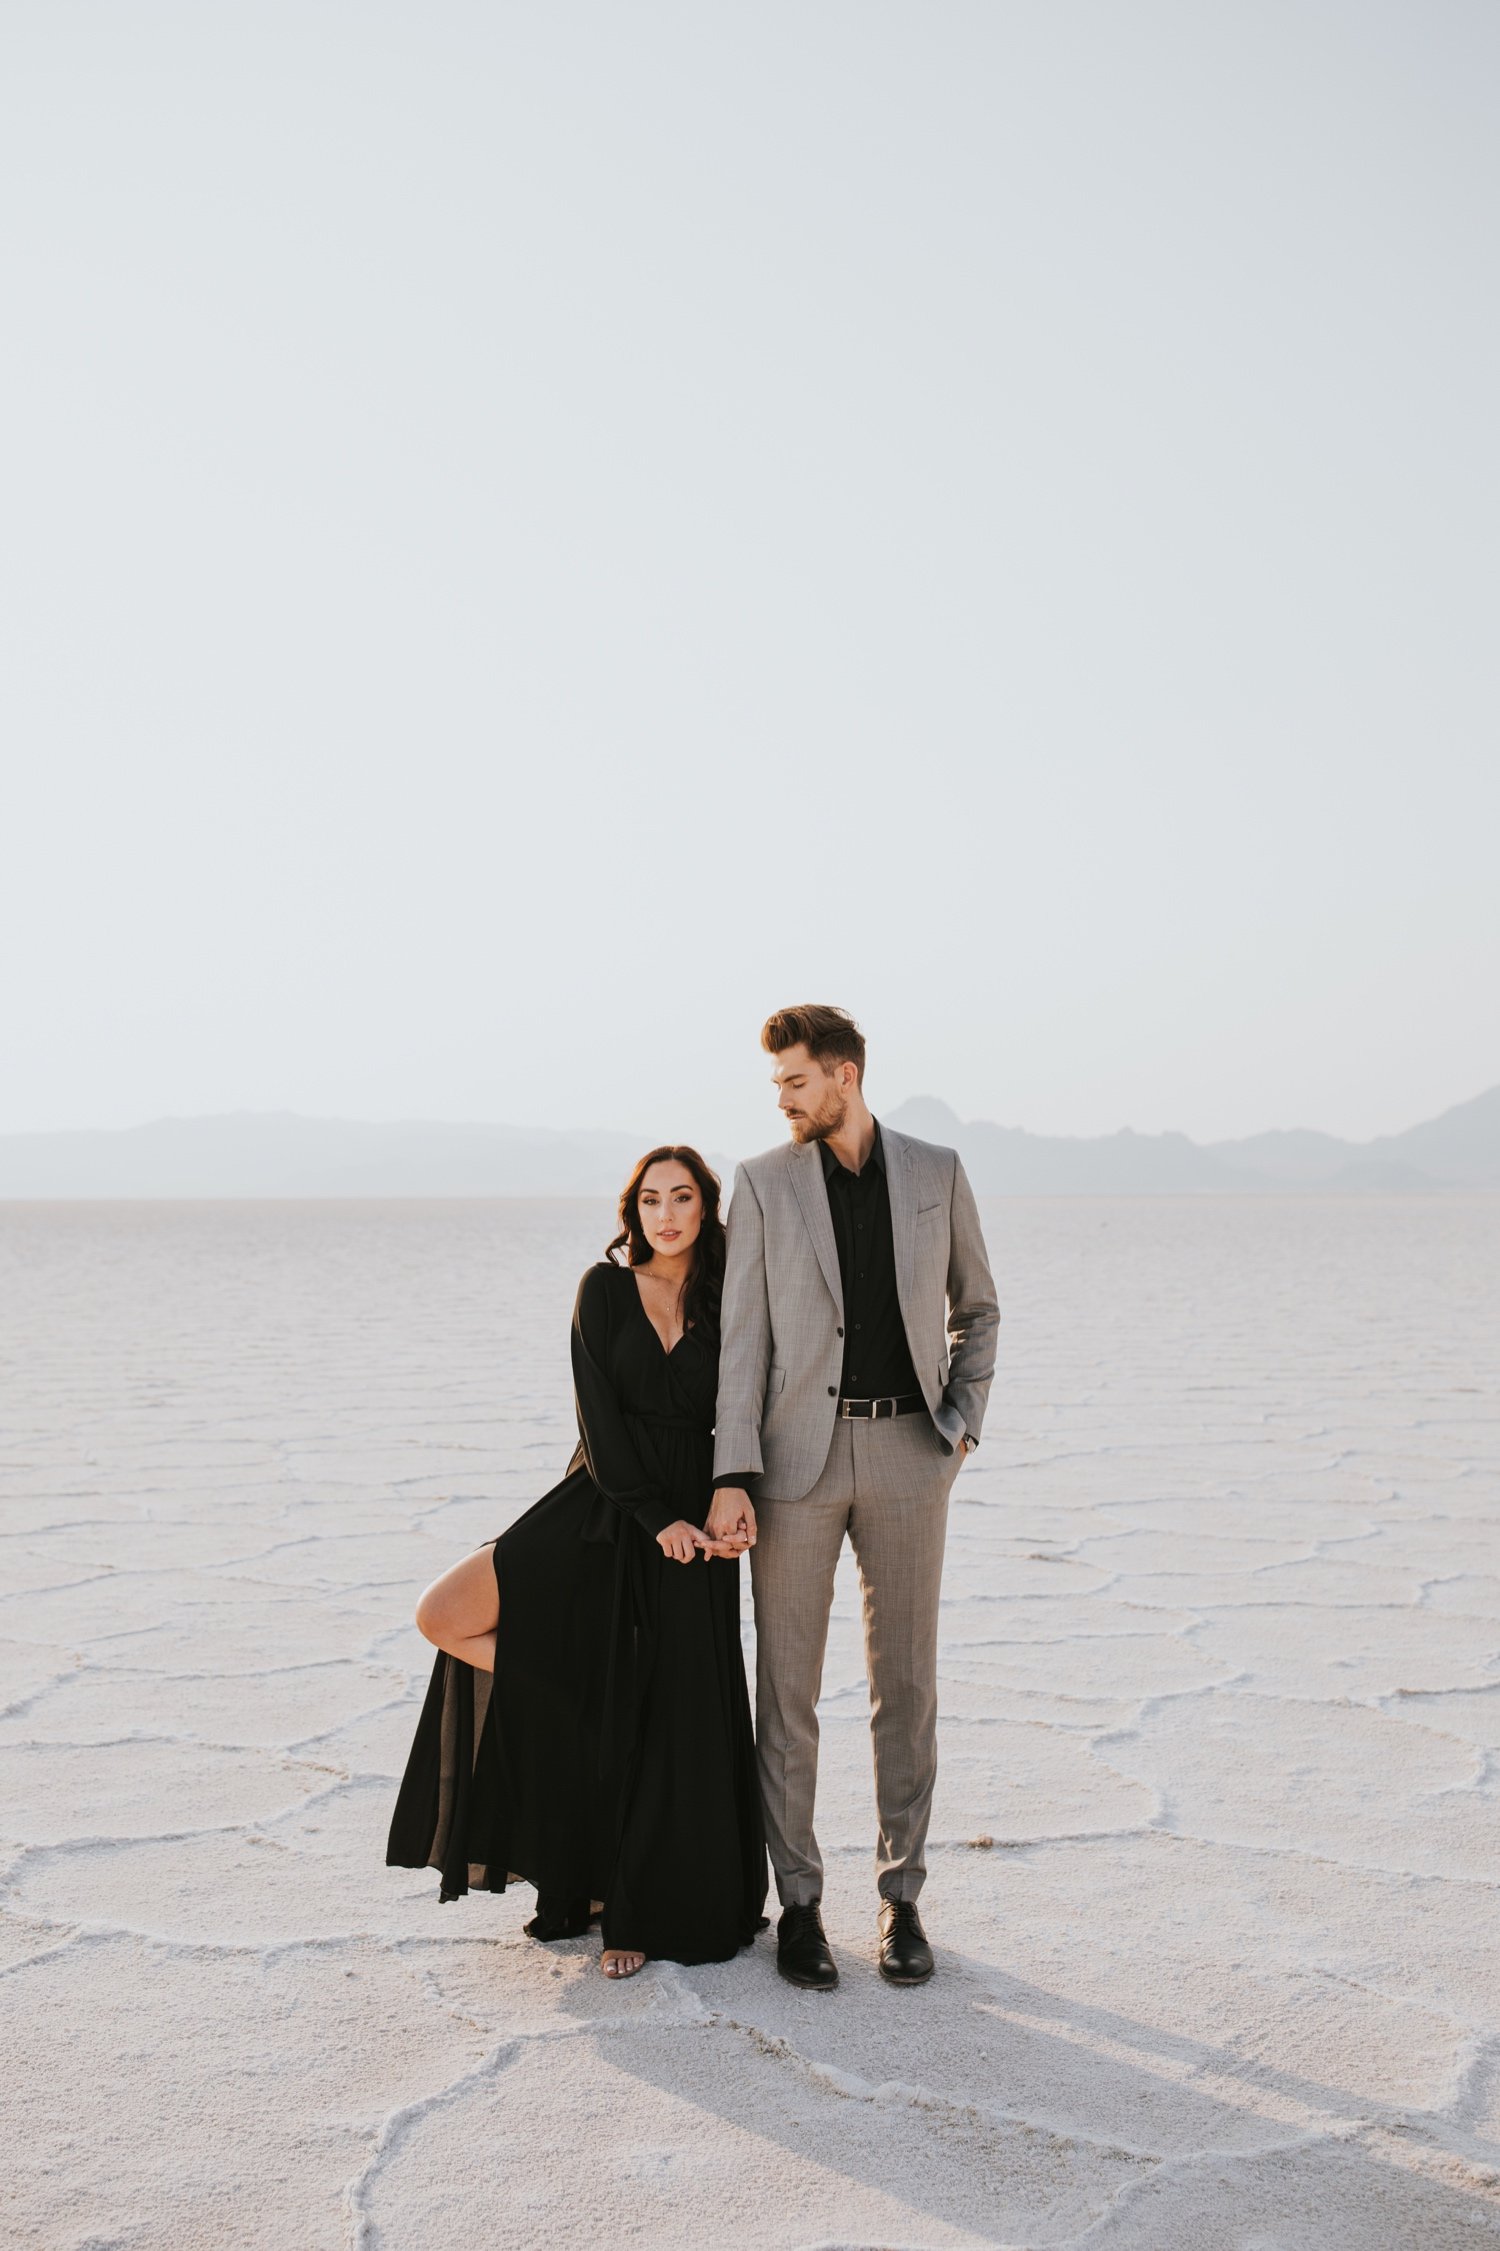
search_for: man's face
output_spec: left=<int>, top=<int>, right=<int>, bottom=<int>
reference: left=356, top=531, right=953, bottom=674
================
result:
left=772, top=1043, right=850, bottom=1144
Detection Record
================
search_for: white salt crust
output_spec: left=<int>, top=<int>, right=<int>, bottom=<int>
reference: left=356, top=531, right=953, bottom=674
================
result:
left=1, top=1193, right=1498, bottom=2248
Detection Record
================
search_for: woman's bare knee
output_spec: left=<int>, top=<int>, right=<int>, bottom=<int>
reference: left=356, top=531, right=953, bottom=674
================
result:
left=413, top=1580, right=448, bottom=1645
left=415, top=1545, right=498, bottom=1649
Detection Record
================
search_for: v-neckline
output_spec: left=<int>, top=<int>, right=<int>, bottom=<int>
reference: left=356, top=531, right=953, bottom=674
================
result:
left=631, top=1269, right=688, bottom=1359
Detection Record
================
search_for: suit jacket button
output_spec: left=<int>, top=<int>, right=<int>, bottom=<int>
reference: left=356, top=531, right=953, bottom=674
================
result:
left=837, top=1327, right=844, bottom=1337
left=827, top=1386, right=836, bottom=1396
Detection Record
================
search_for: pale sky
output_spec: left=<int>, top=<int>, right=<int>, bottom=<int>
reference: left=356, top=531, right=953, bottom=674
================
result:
left=3, top=1, right=1496, bottom=1160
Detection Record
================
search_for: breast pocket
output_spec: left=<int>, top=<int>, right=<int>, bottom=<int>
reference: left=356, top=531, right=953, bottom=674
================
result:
left=916, top=1203, right=946, bottom=1264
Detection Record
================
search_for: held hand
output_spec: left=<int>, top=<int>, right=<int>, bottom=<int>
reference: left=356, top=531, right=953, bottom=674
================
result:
left=705, top=1488, right=757, bottom=1552
left=697, top=1528, right=751, bottom=1559
left=656, top=1519, right=713, bottom=1564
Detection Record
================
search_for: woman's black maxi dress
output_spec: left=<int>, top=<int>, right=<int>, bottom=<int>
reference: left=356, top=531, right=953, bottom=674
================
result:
left=386, top=1261, right=766, bottom=1966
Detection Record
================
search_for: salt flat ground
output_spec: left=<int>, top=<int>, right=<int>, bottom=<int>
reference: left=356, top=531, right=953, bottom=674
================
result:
left=1, top=1196, right=1498, bottom=2251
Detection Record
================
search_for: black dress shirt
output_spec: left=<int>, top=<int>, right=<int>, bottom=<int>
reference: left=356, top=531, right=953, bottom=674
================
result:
left=820, top=1124, right=921, bottom=1401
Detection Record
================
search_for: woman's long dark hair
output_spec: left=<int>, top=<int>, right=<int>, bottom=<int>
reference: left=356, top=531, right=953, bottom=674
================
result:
left=606, top=1144, right=726, bottom=1342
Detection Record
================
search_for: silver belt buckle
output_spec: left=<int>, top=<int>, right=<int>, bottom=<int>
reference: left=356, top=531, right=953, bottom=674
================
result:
left=842, top=1395, right=897, bottom=1420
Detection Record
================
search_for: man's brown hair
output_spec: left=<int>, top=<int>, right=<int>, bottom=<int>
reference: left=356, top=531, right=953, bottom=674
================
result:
left=761, top=1004, right=866, bottom=1083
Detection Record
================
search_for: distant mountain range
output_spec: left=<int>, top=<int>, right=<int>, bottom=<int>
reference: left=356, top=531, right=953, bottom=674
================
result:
left=886, top=1085, right=1500, bottom=1195
left=0, top=1086, right=1495, bottom=1197
left=0, top=1113, right=651, bottom=1199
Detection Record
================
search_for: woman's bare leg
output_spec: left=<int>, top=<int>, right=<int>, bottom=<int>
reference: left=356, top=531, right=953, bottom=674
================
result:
left=414, top=1544, right=500, bottom=1671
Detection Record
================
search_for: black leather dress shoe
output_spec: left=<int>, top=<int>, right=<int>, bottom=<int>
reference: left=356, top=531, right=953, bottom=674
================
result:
left=878, top=1899, right=934, bottom=1984
left=777, top=1903, right=838, bottom=1989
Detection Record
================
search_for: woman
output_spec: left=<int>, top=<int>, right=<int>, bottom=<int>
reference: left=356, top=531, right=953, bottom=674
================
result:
left=386, top=1145, right=766, bottom=1976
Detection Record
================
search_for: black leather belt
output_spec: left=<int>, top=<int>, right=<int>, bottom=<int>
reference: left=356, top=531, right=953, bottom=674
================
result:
left=838, top=1393, right=925, bottom=1420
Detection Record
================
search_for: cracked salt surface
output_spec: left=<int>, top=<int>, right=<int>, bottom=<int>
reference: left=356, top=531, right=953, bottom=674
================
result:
left=1, top=1194, right=1498, bottom=2248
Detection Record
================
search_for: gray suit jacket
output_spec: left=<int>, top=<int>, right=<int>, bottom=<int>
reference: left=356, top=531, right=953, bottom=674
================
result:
left=713, top=1126, right=1000, bottom=1501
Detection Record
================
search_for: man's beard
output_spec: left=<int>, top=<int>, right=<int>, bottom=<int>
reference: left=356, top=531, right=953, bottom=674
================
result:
left=788, top=1090, right=848, bottom=1145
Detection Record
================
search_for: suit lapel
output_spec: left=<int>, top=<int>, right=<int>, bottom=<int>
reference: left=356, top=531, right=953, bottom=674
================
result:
left=883, top=1125, right=918, bottom=1330
left=789, top=1140, right=844, bottom=1315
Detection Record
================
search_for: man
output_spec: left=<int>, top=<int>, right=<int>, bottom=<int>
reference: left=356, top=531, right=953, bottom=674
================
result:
left=707, top=1005, right=999, bottom=1990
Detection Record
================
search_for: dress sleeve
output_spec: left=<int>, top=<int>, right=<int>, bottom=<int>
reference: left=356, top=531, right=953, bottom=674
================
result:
left=570, top=1268, right=677, bottom=1540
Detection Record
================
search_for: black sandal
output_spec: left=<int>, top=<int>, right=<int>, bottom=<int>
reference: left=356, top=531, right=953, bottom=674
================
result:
left=523, top=1896, right=600, bottom=1941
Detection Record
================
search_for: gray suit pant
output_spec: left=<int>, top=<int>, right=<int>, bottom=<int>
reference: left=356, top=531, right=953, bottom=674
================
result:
left=750, top=1414, right=957, bottom=1908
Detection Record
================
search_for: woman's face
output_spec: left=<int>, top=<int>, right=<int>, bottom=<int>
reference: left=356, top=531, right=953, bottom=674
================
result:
left=636, top=1161, right=703, bottom=1260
